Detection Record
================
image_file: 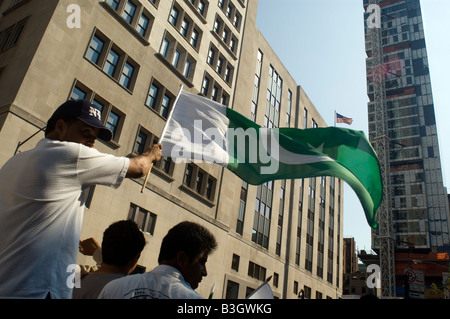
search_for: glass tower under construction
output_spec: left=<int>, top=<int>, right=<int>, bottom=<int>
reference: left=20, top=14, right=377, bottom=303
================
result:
left=363, top=0, right=450, bottom=252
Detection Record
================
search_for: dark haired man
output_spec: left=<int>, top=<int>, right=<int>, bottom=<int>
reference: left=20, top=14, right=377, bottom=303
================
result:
left=73, top=220, right=146, bottom=299
left=98, top=221, right=217, bottom=299
left=0, top=100, right=161, bottom=299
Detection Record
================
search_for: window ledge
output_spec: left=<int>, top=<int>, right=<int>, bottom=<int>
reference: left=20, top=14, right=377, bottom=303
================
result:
left=180, top=184, right=215, bottom=207
left=183, top=0, right=207, bottom=24
left=83, top=57, right=135, bottom=95
left=155, top=53, right=194, bottom=88
left=211, top=31, right=238, bottom=61
left=100, top=2, right=150, bottom=47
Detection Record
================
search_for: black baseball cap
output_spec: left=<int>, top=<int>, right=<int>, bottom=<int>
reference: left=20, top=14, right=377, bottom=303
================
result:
left=50, top=99, right=113, bottom=141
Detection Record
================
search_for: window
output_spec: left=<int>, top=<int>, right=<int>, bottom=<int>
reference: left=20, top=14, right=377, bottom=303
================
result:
left=103, top=0, right=154, bottom=41
left=133, top=126, right=175, bottom=176
left=233, top=13, right=240, bottom=29
left=213, top=19, right=221, bottom=33
left=207, top=47, right=216, bottom=65
left=180, top=19, right=189, bottom=37
left=145, top=79, right=175, bottom=119
left=122, top=1, right=136, bottom=23
left=106, top=110, right=120, bottom=139
left=197, top=0, right=206, bottom=15
left=286, top=90, right=292, bottom=126
left=169, top=7, right=179, bottom=25
left=236, top=182, right=248, bottom=235
left=119, top=62, right=134, bottom=89
left=225, top=66, right=231, bottom=83
left=103, top=48, right=120, bottom=77
left=248, top=261, right=267, bottom=282
left=276, top=180, right=286, bottom=256
left=216, top=57, right=223, bottom=74
left=222, top=28, right=228, bottom=43
left=70, top=81, right=125, bottom=145
left=160, top=37, right=170, bottom=57
left=0, top=17, right=28, bottom=52
left=253, top=181, right=273, bottom=249
left=106, top=0, right=120, bottom=10
left=201, top=76, right=210, bottom=95
left=161, top=94, right=171, bottom=118
left=212, top=51, right=233, bottom=84
left=231, top=254, right=240, bottom=272
left=158, top=32, right=196, bottom=82
left=190, top=28, right=199, bottom=47
left=71, top=86, right=87, bottom=100
left=226, top=4, right=232, bottom=18
left=86, top=30, right=139, bottom=91
left=225, top=280, right=239, bottom=299
left=273, top=273, right=279, bottom=288
left=303, top=108, right=308, bottom=129
left=186, top=0, right=208, bottom=19
left=146, top=84, right=158, bottom=109
left=134, top=129, right=147, bottom=154
left=221, top=92, right=229, bottom=106
left=128, top=203, right=157, bottom=234
left=183, top=163, right=217, bottom=202
left=184, top=164, right=194, bottom=186
left=169, top=5, right=202, bottom=50
left=172, top=49, right=181, bottom=67
left=86, top=35, right=104, bottom=64
left=136, top=13, right=150, bottom=36
left=183, top=59, right=191, bottom=78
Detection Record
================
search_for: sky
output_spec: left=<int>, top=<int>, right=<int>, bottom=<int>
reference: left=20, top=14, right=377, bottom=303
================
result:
left=255, top=0, right=450, bottom=253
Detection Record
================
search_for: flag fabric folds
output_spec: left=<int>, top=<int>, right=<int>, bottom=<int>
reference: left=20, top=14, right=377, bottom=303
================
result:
left=336, top=113, right=353, bottom=125
left=160, top=91, right=382, bottom=228
left=247, top=278, right=274, bottom=299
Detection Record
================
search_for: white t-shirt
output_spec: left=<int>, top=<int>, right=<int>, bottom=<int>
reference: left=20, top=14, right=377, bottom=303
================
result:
left=0, top=139, right=129, bottom=299
left=98, top=264, right=203, bottom=299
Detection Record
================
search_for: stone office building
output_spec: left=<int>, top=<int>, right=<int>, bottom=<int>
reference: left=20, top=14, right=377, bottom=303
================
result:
left=0, top=0, right=344, bottom=299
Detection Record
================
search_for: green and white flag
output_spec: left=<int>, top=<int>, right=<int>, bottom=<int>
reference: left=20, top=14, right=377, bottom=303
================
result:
left=160, top=91, right=382, bottom=228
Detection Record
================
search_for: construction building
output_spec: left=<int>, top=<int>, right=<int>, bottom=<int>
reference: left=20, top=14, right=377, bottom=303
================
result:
left=363, top=0, right=450, bottom=297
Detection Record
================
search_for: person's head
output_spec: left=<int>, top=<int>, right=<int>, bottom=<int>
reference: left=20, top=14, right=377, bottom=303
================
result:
left=101, top=220, right=146, bottom=274
left=45, top=99, right=112, bottom=147
left=158, top=221, right=217, bottom=289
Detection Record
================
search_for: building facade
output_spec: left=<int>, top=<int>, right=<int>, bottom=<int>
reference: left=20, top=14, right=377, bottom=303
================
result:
left=0, top=0, right=343, bottom=299
left=363, top=0, right=450, bottom=253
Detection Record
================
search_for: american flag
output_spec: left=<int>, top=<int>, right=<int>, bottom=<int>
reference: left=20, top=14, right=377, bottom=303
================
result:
left=336, top=113, right=353, bottom=125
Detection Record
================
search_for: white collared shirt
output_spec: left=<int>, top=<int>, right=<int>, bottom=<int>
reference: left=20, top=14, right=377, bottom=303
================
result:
left=98, top=264, right=203, bottom=299
left=0, top=139, right=129, bottom=299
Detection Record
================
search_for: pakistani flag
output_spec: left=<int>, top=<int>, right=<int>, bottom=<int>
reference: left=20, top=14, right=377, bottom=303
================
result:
left=160, top=91, right=382, bottom=228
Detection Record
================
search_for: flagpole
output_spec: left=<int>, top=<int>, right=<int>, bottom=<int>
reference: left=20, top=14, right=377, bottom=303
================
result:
left=141, top=84, right=184, bottom=193
left=208, top=282, right=215, bottom=299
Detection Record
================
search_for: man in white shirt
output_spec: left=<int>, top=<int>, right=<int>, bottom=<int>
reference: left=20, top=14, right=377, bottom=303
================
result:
left=98, top=221, right=217, bottom=299
left=0, top=99, right=161, bottom=299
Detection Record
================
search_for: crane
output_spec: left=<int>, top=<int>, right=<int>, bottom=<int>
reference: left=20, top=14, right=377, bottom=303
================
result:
left=367, top=0, right=396, bottom=297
